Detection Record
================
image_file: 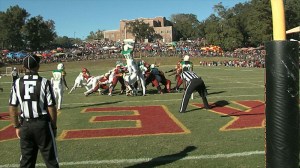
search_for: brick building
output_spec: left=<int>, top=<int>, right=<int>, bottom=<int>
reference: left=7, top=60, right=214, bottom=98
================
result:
left=103, top=16, right=175, bottom=43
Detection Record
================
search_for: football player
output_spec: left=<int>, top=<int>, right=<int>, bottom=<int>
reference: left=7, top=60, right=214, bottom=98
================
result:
left=51, top=63, right=69, bottom=110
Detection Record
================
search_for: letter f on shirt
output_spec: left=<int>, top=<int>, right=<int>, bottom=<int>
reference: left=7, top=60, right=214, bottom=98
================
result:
left=24, top=81, right=37, bottom=100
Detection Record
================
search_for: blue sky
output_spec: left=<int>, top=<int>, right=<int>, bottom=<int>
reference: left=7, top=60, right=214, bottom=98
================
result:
left=0, top=0, right=248, bottom=39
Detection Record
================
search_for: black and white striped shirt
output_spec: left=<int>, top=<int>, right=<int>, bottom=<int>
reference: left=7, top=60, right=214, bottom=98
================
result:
left=180, top=71, right=199, bottom=82
left=9, top=73, right=56, bottom=119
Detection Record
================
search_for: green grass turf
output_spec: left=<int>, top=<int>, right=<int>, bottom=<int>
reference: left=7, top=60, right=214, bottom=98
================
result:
left=0, top=57, right=267, bottom=167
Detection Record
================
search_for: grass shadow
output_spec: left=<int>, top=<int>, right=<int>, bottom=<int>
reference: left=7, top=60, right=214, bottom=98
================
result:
left=220, top=103, right=265, bottom=117
left=221, top=112, right=265, bottom=117
left=210, top=100, right=230, bottom=109
left=125, top=146, right=197, bottom=168
left=186, top=100, right=230, bottom=113
left=63, top=101, right=123, bottom=109
left=208, top=91, right=226, bottom=95
left=146, top=89, right=161, bottom=94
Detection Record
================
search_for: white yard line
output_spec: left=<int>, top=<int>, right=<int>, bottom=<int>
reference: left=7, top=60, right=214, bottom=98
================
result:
left=205, top=76, right=264, bottom=87
left=212, top=86, right=263, bottom=89
left=0, top=94, right=264, bottom=109
left=62, top=94, right=263, bottom=106
left=0, top=150, right=264, bottom=167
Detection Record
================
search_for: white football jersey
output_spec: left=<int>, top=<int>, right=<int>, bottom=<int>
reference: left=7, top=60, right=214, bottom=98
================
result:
left=52, top=70, right=64, bottom=88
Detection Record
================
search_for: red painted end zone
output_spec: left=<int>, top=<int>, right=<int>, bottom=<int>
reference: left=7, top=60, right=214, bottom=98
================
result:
left=0, top=101, right=267, bottom=142
left=192, top=100, right=265, bottom=131
left=0, top=113, right=17, bottom=142
left=60, top=105, right=190, bottom=140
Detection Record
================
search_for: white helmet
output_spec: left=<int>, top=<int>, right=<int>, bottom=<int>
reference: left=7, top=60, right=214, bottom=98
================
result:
left=150, top=64, right=155, bottom=69
left=183, top=55, right=190, bottom=61
left=57, top=63, right=64, bottom=70
left=123, top=44, right=133, bottom=51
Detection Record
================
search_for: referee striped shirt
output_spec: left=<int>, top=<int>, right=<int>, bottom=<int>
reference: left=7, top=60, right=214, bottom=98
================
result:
left=9, top=72, right=56, bottom=119
left=180, top=71, right=199, bottom=82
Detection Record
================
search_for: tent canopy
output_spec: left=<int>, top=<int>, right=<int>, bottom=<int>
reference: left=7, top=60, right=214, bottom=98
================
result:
left=123, top=39, right=135, bottom=44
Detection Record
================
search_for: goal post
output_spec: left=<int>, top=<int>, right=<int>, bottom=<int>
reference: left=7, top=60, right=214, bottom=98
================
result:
left=265, top=0, right=299, bottom=167
left=5, top=67, right=12, bottom=76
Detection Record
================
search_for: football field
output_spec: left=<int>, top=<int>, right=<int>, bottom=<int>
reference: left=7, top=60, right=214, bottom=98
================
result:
left=0, top=57, right=266, bottom=168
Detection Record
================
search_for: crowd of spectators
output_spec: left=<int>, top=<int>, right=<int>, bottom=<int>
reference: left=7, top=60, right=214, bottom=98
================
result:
left=199, top=49, right=266, bottom=68
left=0, top=39, right=266, bottom=68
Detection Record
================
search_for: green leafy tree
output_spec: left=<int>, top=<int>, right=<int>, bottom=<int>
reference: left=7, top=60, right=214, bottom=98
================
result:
left=244, top=0, right=272, bottom=45
left=53, top=36, right=77, bottom=48
left=212, top=3, right=244, bottom=50
left=0, top=12, right=8, bottom=49
left=170, top=13, right=200, bottom=40
left=202, top=0, right=273, bottom=50
left=231, top=2, right=252, bottom=47
left=0, top=5, right=29, bottom=50
left=86, top=30, right=104, bottom=41
left=285, top=0, right=300, bottom=40
left=126, top=19, right=162, bottom=42
left=202, top=14, right=222, bottom=46
left=22, top=15, right=56, bottom=51
left=285, top=0, right=300, bottom=29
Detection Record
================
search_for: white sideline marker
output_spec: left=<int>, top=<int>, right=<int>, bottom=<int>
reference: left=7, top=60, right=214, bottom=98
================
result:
left=0, top=150, right=264, bottom=167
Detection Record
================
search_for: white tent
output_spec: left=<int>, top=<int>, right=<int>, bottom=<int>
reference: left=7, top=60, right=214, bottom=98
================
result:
left=123, top=39, right=135, bottom=43
left=102, top=46, right=110, bottom=50
left=286, top=26, right=300, bottom=34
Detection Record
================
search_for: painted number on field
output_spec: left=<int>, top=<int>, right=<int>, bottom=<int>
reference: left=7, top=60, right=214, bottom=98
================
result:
left=192, top=100, right=265, bottom=131
left=59, top=105, right=190, bottom=140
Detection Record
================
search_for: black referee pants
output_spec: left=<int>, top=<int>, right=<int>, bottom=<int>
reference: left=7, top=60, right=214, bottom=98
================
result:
left=179, top=78, right=210, bottom=113
left=19, top=118, right=59, bottom=168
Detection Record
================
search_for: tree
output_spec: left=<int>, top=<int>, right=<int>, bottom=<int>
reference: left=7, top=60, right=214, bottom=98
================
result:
left=211, top=3, right=244, bottom=50
left=22, top=15, right=56, bottom=51
left=202, top=14, right=222, bottom=46
left=0, top=12, right=8, bottom=49
left=231, top=2, right=252, bottom=47
left=285, top=0, right=300, bottom=41
left=126, top=19, right=162, bottom=42
left=53, top=36, right=73, bottom=48
left=285, top=0, right=300, bottom=29
left=86, top=30, right=104, bottom=41
left=0, top=5, right=29, bottom=50
left=244, top=0, right=272, bottom=45
left=201, top=0, right=273, bottom=50
left=170, top=14, right=200, bottom=40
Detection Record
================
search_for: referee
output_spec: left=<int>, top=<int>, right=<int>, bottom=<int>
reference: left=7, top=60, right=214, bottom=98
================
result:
left=179, top=70, right=210, bottom=113
left=8, top=55, right=59, bottom=168
left=11, top=67, right=19, bottom=84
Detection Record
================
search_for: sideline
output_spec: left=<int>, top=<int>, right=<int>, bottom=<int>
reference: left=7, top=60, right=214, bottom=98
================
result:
left=0, top=150, right=264, bottom=167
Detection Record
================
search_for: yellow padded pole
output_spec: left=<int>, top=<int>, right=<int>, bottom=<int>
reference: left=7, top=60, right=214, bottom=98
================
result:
left=270, top=0, right=286, bottom=40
